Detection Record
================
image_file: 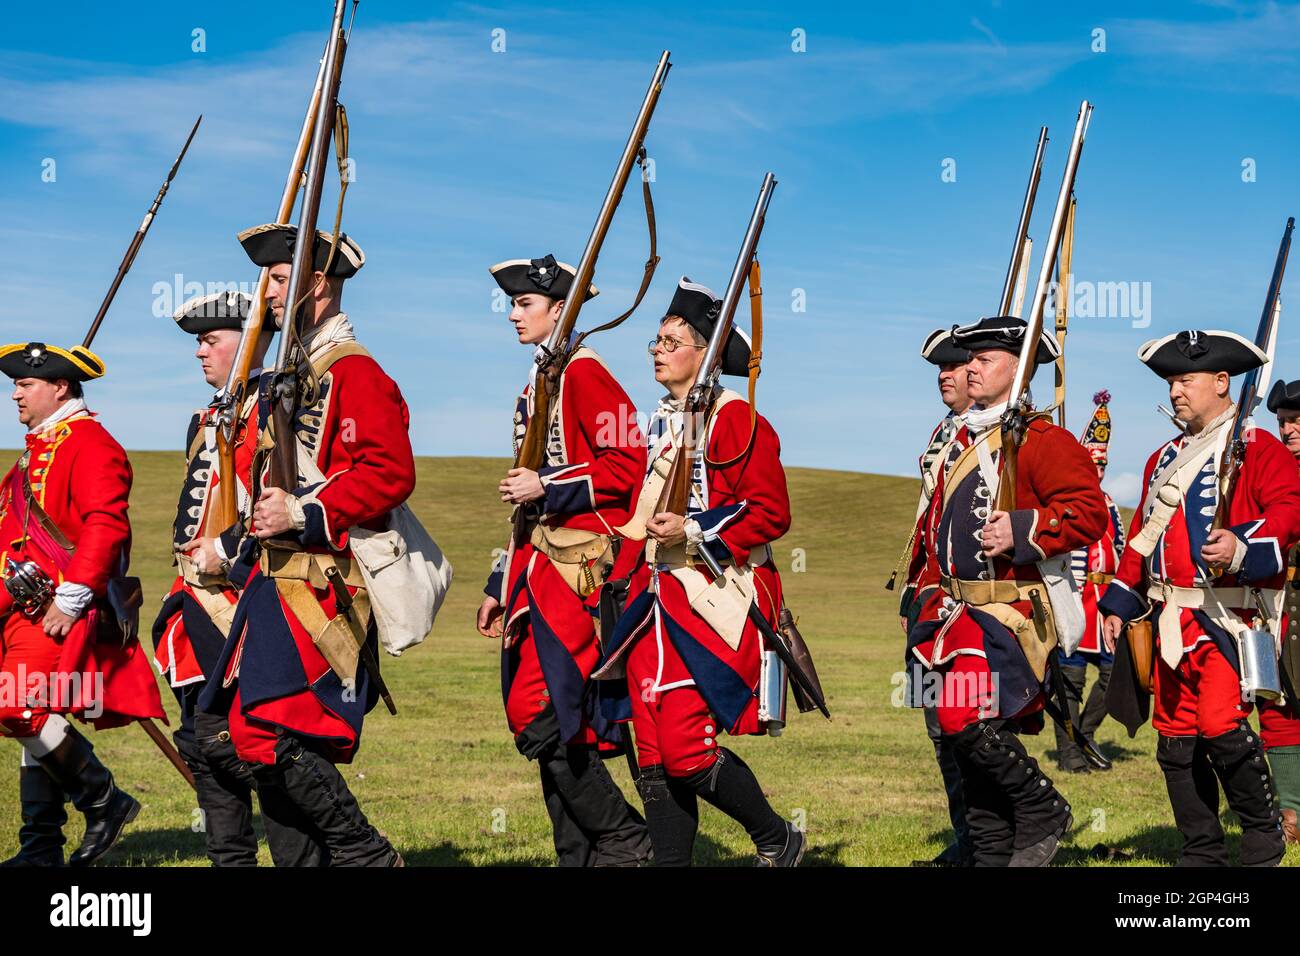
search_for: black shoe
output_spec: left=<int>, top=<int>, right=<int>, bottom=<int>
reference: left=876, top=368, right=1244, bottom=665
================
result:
left=34, top=728, right=139, bottom=867
left=754, top=822, right=805, bottom=867
left=70, top=788, right=141, bottom=867
left=0, top=767, right=68, bottom=867
left=1081, top=736, right=1113, bottom=771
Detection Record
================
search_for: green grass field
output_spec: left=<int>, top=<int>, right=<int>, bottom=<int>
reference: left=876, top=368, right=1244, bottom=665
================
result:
left=0, top=453, right=1290, bottom=866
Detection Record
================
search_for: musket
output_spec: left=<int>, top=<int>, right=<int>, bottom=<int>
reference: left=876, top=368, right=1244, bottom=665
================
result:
left=657, top=172, right=776, bottom=518
left=264, top=0, right=351, bottom=500
left=82, top=115, right=202, bottom=349
left=996, top=101, right=1093, bottom=514
left=1207, top=216, right=1294, bottom=575
left=998, top=127, right=1048, bottom=318
left=509, top=51, right=672, bottom=549
left=652, top=173, right=829, bottom=720
left=204, top=42, right=331, bottom=537
left=1052, top=197, right=1076, bottom=427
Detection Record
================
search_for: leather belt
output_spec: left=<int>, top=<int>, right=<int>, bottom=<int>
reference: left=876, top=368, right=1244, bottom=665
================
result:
left=941, top=575, right=1041, bottom=606
left=260, top=547, right=366, bottom=591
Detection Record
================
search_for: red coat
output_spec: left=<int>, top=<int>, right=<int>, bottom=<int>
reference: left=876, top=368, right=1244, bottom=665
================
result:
left=1100, top=425, right=1300, bottom=658
left=205, top=337, right=417, bottom=763
left=492, top=348, right=645, bottom=745
left=907, top=416, right=1107, bottom=720
left=604, top=393, right=791, bottom=737
left=0, top=411, right=163, bottom=729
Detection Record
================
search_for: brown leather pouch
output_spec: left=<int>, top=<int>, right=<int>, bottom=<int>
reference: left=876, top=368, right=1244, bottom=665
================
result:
left=1126, top=620, right=1155, bottom=694
left=97, top=576, right=143, bottom=645
left=780, top=607, right=826, bottom=715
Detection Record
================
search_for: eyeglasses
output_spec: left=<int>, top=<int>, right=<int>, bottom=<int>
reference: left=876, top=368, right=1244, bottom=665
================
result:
left=647, top=336, right=706, bottom=355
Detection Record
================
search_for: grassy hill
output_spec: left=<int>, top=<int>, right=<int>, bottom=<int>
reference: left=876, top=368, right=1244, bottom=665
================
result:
left=0, top=453, right=1287, bottom=866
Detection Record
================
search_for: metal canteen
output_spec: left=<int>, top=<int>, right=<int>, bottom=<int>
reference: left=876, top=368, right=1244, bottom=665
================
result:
left=1237, top=628, right=1283, bottom=702
left=759, top=647, right=787, bottom=737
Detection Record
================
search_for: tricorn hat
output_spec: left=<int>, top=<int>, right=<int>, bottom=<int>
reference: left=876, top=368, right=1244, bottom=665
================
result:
left=951, top=316, right=1059, bottom=365
left=920, top=327, right=971, bottom=366
left=489, top=255, right=598, bottom=302
left=1080, top=389, right=1113, bottom=467
left=0, top=343, right=106, bottom=383
left=662, top=277, right=751, bottom=377
left=1267, top=379, right=1300, bottom=414
left=173, top=290, right=254, bottom=335
left=237, top=223, right=365, bottom=278
left=1137, top=330, right=1267, bottom=379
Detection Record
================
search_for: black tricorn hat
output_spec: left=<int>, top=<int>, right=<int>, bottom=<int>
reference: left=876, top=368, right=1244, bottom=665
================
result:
left=663, top=277, right=751, bottom=377
left=952, top=316, right=1059, bottom=366
left=173, top=290, right=253, bottom=335
left=489, top=255, right=598, bottom=302
left=237, top=223, right=365, bottom=278
left=1137, top=330, right=1267, bottom=379
left=920, top=327, right=970, bottom=366
left=1267, top=379, right=1300, bottom=414
left=0, top=343, right=106, bottom=383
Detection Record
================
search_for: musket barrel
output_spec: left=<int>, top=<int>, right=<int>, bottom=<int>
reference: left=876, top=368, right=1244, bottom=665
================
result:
left=998, top=126, right=1048, bottom=317
left=543, top=51, right=672, bottom=356
left=220, top=49, right=329, bottom=400
left=695, top=172, right=777, bottom=392
left=272, top=0, right=349, bottom=380
left=1009, top=101, right=1091, bottom=405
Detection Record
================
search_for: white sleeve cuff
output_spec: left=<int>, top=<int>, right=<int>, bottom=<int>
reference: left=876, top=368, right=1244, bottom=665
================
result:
left=53, top=582, right=94, bottom=618
left=286, top=494, right=307, bottom=531
left=684, top=518, right=704, bottom=555
left=1228, top=534, right=1248, bottom=575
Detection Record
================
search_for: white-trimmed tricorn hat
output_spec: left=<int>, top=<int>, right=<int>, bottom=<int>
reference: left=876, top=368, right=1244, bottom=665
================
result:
left=172, top=290, right=253, bottom=335
left=489, top=254, right=597, bottom=302
left=1137, top=330, right=1267, bottom=379
left=952, top=316, right=1059, bottom=365
left=237, top=223, right=365, bottom=278
left=920, top=327, right=971, bottom=366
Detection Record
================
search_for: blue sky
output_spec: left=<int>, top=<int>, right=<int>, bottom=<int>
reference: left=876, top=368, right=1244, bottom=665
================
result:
left=1, top=1, right=1298, bottom=504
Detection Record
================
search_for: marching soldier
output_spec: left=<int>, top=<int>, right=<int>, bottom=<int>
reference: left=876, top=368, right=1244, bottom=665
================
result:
left=198, top=225, right=410, bottom=867
left=1054, top=390, right=1123, bottom=774
left=1101, top=332, right=1300, bottom=866
left=0, top=342, right=163, bottom=866
left=476, top=255, right=651, bottom=867
left=1265, top=378, right=1300, bottom=844
left=152, top=291, right=324, bottom=865
left=908, top=316, right=1108, bottom=867
left=901, top=328, right=973, bottom=866
left=599, top=278, right=803, bottom=867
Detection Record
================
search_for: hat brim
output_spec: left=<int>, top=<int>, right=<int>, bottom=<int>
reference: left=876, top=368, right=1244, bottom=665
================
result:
left=1137, top=331, right=1267, bottom=379
left=0, top=344, right=105, bottom=382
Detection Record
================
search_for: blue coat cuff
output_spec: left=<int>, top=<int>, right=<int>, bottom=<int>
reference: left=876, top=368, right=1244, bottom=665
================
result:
left=1098, top=579, right=1146, bottom=623
left=485, top=569, right=504, bottom=600
left=1229, top=520, right=1284, bottom=583
left=538, top=464, right=594, bottom=516
left=1009, top=509, right=1047, bottom=566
